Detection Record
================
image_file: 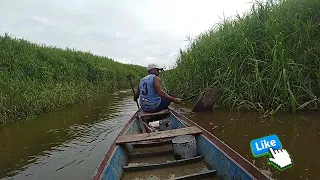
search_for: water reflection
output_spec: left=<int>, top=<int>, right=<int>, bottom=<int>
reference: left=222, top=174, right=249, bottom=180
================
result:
left=175, top=103, right=320, bottom=180
left=0, top=90, right=137, bottom=180
left=1, top=92, right=319, bottom=180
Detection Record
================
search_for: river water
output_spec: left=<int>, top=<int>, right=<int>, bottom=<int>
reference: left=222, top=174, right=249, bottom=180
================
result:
left=0, top=90, right=319, bottom=179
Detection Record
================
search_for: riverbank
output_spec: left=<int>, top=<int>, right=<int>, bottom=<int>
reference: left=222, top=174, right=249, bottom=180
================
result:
left=163, top=0, right=320, bottom=113
left=0, top=34, right=145, bottom=123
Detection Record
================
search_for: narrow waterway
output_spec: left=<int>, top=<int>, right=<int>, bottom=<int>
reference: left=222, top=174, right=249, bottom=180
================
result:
left=1, top=90, right=319, bottom=179
left=0, top=90, right=138, bottom=180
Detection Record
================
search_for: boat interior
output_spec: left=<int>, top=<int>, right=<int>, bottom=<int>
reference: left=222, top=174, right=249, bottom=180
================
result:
left=119, top=109, right=217, bottom=180
left=99, top=109, right=264, bottom=180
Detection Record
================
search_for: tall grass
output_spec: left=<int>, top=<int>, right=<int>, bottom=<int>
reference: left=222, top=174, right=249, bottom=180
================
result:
left=163, top=0, right=320, bottom=112
left=0, top=34, right=145, bottom=123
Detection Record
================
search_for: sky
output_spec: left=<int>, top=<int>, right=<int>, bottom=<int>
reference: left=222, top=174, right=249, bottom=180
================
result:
left=0, top=0, right=254, bottom=68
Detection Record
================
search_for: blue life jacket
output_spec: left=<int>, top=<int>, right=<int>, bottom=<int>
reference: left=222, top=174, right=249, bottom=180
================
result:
left=139, top=74, right=161, bottom=111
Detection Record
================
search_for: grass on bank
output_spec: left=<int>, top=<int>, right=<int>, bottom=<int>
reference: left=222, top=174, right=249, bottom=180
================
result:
left=0, top=34, right=145, bottom=123
left=163, top=0, right=320, bottom=113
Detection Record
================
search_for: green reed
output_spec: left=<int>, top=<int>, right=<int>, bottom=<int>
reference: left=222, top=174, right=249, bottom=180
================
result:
left=163, top=0, right=320, bottom=112
left=0, top=34, right=145, bottom=123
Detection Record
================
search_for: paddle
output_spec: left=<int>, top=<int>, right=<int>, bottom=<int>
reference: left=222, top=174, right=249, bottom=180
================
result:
left=181, top=95, right=197, bottom=102
left=126, top=75, right=140, bottom=109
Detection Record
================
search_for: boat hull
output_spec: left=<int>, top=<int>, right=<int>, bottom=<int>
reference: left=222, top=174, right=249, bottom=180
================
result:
left=91, top=108, right=270, bottom=180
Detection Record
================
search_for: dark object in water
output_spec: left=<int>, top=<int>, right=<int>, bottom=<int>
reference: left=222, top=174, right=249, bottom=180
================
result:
left=193, top=86, right=220, bottom=112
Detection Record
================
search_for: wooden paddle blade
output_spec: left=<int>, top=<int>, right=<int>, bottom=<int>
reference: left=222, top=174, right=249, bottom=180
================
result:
left=192, top=86, right=219, bottom=112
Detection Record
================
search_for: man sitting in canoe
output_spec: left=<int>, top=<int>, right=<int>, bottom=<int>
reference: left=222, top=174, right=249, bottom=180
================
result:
left=134, top=64, right=182, bottom=112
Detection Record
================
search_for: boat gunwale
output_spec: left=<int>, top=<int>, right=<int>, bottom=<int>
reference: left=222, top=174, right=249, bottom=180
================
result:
left=91, top=109, right=141, bottom=180
left=91, top=108, right=271, bottom=180
left=169, top=108, right=271, bottom=180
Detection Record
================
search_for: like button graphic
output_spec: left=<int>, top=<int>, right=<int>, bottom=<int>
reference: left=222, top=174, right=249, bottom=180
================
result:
left=250, top=134, right=293, bottom=171
left=268, top=148, right=293, bottom=170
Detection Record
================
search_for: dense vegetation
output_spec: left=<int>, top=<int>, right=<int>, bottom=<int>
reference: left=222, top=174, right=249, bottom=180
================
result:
left=0, top=34, right=145, bottom=123
left=163, top=0, right=320, bottom=113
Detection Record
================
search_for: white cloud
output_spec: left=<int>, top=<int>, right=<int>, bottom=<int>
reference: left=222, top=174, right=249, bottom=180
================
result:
left=0, top=0, right=254, bottom=67
left=31, top=16, right=49, bottom=25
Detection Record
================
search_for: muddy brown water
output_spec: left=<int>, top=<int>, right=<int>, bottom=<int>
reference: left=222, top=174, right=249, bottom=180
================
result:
left=173, top=102, right=320, bottom=180
left=0, top=90, right=319, bottom=179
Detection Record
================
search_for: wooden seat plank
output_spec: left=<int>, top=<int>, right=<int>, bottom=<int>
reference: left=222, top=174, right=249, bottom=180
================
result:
left=123, top=156, right=203, bottom=172
left=116, top=126, right=201, bottom=144
left=172, top=169, right=217, bottom=180
left=129, top=149, right=173, bottom=158
left=131, top=139, right=172, bottom=148
left=139, top=109, right=170, bottom=117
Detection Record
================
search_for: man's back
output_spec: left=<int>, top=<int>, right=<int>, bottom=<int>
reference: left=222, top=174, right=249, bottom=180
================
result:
left=139, top=74, right=161, bottom=111
left=133, top=63, right=181, bottom=112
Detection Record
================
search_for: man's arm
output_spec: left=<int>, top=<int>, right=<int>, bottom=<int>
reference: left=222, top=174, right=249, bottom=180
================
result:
left=153, top=76, right=175, bottom=101
left=134, top=86, right=140, bottom=101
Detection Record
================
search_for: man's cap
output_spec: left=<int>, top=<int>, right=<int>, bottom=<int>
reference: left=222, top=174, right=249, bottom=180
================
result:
left=147, top=64, right=164, bottom=71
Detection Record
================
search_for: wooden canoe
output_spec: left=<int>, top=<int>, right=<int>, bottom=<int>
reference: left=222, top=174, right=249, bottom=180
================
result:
left=91, top=108, right=271, bottom=180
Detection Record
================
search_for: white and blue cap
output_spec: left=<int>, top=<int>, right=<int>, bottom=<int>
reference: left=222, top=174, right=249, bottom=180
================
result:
left=147, top=64, right=164, bottom=71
